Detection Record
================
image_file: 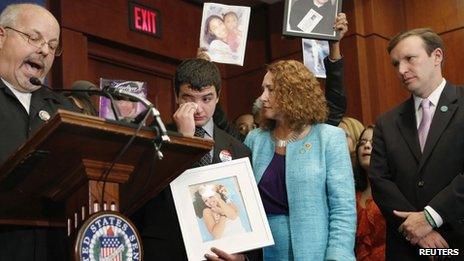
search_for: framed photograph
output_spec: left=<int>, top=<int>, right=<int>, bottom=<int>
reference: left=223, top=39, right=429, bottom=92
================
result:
left=199, top=3, right=251, bottom=66
left=283, top=0, right=342, bottom=40
left=302, top=39, right=329, bottom=78
left=98, top=78, right=147, bottom=122
left=170, top=158, right=274, bottom=260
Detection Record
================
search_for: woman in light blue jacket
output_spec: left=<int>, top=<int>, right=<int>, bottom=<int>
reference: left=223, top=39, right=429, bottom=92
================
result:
left=245, top=59, right=356, bottom=260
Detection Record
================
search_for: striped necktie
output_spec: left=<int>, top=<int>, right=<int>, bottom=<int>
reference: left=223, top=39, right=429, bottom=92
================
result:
left=194, top=127, right=212, bottom=166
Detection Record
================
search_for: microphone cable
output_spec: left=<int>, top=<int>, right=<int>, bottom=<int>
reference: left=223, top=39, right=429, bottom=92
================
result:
left=98, top=107, right=153, bottom=211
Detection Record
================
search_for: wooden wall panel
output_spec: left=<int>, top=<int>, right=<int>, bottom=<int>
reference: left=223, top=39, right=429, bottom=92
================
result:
left=55, top=0, right=202, bottom=61
left=441, top=29, right=464, bottom=84
left=341, top=0, right=408, bottom=124
left=268, top=1, right=301, bottom=61
left=225, top=69, right=266, bottom=121
left=360, top=0, right=406, bottom=38
left=404, top=0, right=464, bottom=33
left=53, top=28, right=88, bottom=89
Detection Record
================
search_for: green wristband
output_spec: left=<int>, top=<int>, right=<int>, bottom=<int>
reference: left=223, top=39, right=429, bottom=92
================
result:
left=424, top=209, right=437, bottom=228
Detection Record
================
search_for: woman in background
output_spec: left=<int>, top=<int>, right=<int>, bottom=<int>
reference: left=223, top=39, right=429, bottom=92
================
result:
left=354, top=125, right=386, bottom=260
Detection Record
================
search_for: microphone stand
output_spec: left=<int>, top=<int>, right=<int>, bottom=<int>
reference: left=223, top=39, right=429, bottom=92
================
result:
left=30, top=77, right=170, bottom=210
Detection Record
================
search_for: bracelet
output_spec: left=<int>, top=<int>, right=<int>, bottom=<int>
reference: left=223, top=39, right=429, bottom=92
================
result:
left=423, top=209, right=437, bottom=228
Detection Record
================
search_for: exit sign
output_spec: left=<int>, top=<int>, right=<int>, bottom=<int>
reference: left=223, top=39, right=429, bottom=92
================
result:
left=129, top=2, right=161, bottom=37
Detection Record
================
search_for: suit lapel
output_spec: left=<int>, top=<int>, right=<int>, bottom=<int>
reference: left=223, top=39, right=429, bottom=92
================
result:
left=417, top=83, right=458, bottom=173
left=396, top=97, right=421, bottom=162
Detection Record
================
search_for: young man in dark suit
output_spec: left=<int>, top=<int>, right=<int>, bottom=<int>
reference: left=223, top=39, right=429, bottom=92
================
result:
left=369, top=28, right=464, bottom=260
left=139, top=58, right=252, bottom=260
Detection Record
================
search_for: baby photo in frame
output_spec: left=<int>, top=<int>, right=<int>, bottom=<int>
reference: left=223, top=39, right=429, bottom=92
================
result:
left=283, top=0, right=342, bottom=41
left=170, top=158, right=274, bottom=260
left=190, top=177, right=251, bottom=242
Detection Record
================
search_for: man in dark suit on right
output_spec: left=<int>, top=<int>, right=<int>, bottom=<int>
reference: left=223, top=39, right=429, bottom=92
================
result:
left=370, top=28, right=464, bottom=260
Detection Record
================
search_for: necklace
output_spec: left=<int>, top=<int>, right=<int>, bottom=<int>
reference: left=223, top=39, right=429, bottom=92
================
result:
left=271, top=131, right=301, bottom=147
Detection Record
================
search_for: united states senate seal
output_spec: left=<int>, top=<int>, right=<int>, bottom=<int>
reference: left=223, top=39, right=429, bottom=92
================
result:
left=75, top=211, right=142, bottom=261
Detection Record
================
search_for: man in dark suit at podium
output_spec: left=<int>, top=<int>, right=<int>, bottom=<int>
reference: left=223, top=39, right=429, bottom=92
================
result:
left=139, top=58, right=252, bottom=260
left=0, top=3, right=77, bottom=260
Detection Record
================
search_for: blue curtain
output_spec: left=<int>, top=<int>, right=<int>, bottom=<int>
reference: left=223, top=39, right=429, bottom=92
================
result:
left=0, top=0, right=45, bottom=12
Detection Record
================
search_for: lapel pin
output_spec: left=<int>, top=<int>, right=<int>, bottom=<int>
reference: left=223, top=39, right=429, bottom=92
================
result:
left=440, top=105, right=448, bottom=112
left=38, top=110, right=51, bottom=121
left=300, top=143, right=312, bottom=154
left=219, top=149, right=232, bottom=162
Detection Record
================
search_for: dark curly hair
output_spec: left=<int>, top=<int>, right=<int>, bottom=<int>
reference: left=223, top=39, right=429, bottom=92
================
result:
left=174, top=58, right=221, bottom=96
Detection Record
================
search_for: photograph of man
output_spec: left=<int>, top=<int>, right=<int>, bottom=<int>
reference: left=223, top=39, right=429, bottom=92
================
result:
left=369, top=28, right=464, bottom=260
left=287, top=0, right=339, bottom=37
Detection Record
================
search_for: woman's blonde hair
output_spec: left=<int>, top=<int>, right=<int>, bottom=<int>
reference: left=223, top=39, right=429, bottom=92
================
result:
left=338, top=116, right=365, bottom=143
left=260, top=60, right=328, bottom=131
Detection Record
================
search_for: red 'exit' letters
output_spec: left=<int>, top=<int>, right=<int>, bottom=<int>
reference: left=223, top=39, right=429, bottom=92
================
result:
left=129, top=2, right=161, bottom=37
left=133, top=6, right=157, bottom=34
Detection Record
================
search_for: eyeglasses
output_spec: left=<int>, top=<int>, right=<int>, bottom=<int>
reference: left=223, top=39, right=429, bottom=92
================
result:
left=358, top=139, right=373, bottom=146
left=5, top=26, right=62, bottom=56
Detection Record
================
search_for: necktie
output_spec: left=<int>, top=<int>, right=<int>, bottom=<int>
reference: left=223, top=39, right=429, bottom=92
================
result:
left=418, top=99, right=432, bottom=152
left=194, top=127, right=212, bottom=166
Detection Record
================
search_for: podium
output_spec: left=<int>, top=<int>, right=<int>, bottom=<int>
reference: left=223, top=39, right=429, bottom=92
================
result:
left=0, top=110, right=213, bottom=236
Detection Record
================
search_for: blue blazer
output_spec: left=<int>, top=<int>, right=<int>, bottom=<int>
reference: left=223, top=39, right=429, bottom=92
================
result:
left=245, top=124, right=356, bottom=260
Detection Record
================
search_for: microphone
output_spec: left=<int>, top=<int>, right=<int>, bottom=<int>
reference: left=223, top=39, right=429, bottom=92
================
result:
left=30, top=77, right=169, bottom=143
left=71, top=80, right=103, bottom=96
left=103, top=85, right=169, bottom=143
left=104, top=87, right=150, bottom=106
left=29, top=77, right=43, bottom=87
left=103, top=86, right=170, bottom=141
left=29, top=77, right=53, bottom=91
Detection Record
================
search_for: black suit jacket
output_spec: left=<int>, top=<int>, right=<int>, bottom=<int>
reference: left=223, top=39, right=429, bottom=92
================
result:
left=0, top=80, right=78, bottom=261
left=369, top=83, right=464, bottom=260
left=137, top=124, right=252, bottom=260
left=0, top=81, right=78, bottom=164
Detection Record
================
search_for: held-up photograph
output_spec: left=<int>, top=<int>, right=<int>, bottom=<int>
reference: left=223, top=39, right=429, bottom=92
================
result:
left=199, top=3, right=250, bottom=66
left=283, top=0, right=342, bottom=40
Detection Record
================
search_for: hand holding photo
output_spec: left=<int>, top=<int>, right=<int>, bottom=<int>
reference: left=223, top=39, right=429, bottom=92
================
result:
left=170, top=158, right=274, bottom=260
left=284, top=0, right=343, bottom=40
left=199, top=3, right=250, bottom=66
